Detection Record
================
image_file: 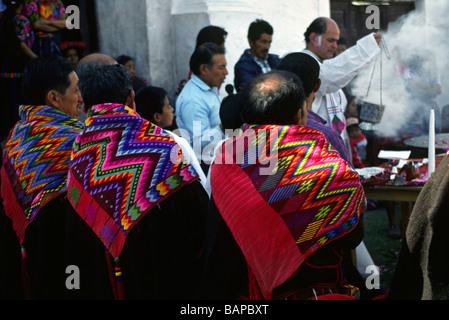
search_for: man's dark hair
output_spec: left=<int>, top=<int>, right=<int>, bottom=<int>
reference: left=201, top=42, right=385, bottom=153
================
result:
left=276, top=52, right=320, bottom=97
left=21, top=56, right=74, bottom=106
left=189, top=42, right=225, bottom=76
left=248, top=19, right=273, bottom=42
left=304, top=17, right=328, bottom=44
left=239, top=70, right=306, bottom=125
left=116, top=55, right=134, bottom=65
left=196, top=25, right=228, bottom=49
left=220, top=93, right=243, bottom=131
left=135, top=86, right=168, bottom=122
left=79, top=64, right=133, bottom=110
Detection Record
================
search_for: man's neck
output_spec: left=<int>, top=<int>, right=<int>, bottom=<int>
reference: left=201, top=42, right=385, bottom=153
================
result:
left=249, top=50, right=267, bottom=62
left=194, top=74, right=215, bottom=89
left=304, top=46, right=323, bottom=63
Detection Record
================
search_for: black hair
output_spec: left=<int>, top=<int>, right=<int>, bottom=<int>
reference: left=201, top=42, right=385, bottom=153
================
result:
left=304, top=17, right=328, bottom=44
left=239, top=70, right=306, bottom=125
left=196, top=25, right=228, bottom=49
left=189, top=42, right=225, bottom=76
left=248, top=19, right=273, bottom=42
left=116, top=55, right=134, bottom=66
left=276, top=52, right=320, bottom=97
left=135, top=86, right=168, bottom=122
left=21, top=56, right=74, bottom=106
left=79, top=64, right=133, bottom=110
left=220, top=93, right=243, bottom=131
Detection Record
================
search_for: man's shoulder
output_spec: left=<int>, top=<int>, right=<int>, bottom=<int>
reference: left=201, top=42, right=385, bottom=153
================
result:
left=235, top=50, right=254, bottom=66
left=176, top=80, right=216, bottom=108
left=268, top=53, right=281, bottom=63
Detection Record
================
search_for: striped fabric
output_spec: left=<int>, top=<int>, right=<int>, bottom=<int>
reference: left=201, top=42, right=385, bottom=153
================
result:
left=1, top=105, right=84, bottom=244
left=67, top=103, right=199, bottom=258
left=210, top=124, right=366, bottom=299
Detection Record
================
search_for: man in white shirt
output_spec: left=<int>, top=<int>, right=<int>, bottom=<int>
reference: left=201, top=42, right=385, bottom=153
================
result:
left=302, top=17, right=381, bottom=146
left=176, top=42, right=228, bottom=174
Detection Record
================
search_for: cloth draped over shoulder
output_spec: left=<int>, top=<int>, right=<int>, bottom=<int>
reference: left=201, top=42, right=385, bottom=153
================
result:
left=210, top=124, right=366, bottom=299
left=389, top=155, right=449, bottom=300
left=1, top=104, right=84, bottom=244
left=67, top=103, right=200, bottom=259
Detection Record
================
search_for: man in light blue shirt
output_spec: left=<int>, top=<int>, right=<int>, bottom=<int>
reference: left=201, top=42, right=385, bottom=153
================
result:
left=176, top=43, right=228, bottom=173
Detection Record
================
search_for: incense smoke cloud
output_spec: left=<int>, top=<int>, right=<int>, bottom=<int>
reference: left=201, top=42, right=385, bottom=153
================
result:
left=351, top=1, right=449, bottom=137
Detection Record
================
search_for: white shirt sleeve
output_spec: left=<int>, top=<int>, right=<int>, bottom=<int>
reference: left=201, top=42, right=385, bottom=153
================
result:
left=317, top=33, right=381, bottom=96
left=167, top=130, right=208, bottom=190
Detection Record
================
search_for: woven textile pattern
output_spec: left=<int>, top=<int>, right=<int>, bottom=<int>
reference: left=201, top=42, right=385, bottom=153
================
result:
left=235, top=124, right=364, bottom=252
left=211, top=124, right=366, bottom=299
left=1, top=105, right=84, bottom=242
left=68, top=104, right=198, bottom=257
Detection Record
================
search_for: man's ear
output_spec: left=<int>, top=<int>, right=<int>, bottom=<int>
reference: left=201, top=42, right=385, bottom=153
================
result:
left=295, top=101, right=307, bottom=126
left=199, top=64, right=208, bottom=76
left=45, top=90, right=60, bottom=109
left=314, top=79, right=322, bottom=93
left=126, top=89, right=136, bottom=110
left=152, top=112, right=161, bottom=124
left=309, top=32, right=320, bottom=47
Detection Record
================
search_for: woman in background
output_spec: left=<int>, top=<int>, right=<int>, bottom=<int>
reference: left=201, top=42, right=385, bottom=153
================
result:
left=0, top=0, right=36, bottom=143
left=21, top=0, right=66, bottom=57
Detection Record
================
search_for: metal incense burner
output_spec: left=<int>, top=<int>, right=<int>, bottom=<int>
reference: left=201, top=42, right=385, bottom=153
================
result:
left=358, top=38, right=389, bottom=131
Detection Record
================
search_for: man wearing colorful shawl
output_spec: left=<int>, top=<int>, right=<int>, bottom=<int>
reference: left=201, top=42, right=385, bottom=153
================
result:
left=65, top=63, right=208, bottom=299
left=0, top=56, right=84, bottom=299
left=198, top=70, right=367, bottom=300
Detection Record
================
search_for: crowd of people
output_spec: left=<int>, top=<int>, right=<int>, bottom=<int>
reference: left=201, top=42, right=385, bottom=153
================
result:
left=0, top=0, right=448, bottom=301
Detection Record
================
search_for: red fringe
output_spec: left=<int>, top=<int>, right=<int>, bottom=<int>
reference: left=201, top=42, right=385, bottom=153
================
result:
left=21, top=246, right=33, bottom=299
left=116, top=277, right=125, bottom=300
left=248, top=266, right=264, bottom=300
left=104, top=250, right=125, bottom=300
left=105, top=250, right=119, bottom=299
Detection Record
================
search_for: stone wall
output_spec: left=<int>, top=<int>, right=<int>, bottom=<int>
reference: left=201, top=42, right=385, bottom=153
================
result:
left=94, top=0, right=330, bottom=102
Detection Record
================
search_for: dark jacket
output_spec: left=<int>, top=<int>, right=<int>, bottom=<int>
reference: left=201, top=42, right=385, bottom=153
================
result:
left=234, top=49, right=280, bottom=92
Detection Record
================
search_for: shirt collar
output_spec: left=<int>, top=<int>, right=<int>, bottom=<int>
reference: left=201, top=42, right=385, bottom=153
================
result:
left=249, top=50, right=269, bottom=65
left=302, top=49, right=323, bottom=64
left=190, top=74, right=217, bottom=93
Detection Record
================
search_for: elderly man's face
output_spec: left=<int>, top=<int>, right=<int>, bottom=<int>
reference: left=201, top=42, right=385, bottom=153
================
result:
left=201, top=54, right=228, bottom=88
left=56, top=71, right=84, bottom=119
left=310, top=20, right=340, bottom=61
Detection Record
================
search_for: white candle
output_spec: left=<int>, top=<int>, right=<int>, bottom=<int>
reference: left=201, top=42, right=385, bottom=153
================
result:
left=428, top=109, right=435, bottom=176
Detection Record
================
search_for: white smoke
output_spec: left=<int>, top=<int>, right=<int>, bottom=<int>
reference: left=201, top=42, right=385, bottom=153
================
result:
left=351, top=0, right=449, bottom=137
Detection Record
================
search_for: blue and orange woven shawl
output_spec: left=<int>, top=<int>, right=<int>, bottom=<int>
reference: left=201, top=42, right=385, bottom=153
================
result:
left=1, top=104, right=84, bottom=244
left=210, top=124, right=367, bottom=300
left=67, top=103, right=199, bottom=259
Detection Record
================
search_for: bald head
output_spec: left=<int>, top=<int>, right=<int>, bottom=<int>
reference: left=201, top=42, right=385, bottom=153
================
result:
left=76, top=53, right=117, bottom=71
left=304, top=17, right=340, bottom=61
left=239, top=70, right=307, bottom=126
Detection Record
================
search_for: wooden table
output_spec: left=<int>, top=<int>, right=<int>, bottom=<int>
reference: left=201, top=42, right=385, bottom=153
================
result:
left=363, top=186, right=423, bottom=238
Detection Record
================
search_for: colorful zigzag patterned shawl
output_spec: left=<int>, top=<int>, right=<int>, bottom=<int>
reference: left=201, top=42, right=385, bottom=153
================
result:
left=1, top=104, right=84, bottom=244
left=67, top=103, right=199, bottom=259
left=210, top=124, right=366, bottom=299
